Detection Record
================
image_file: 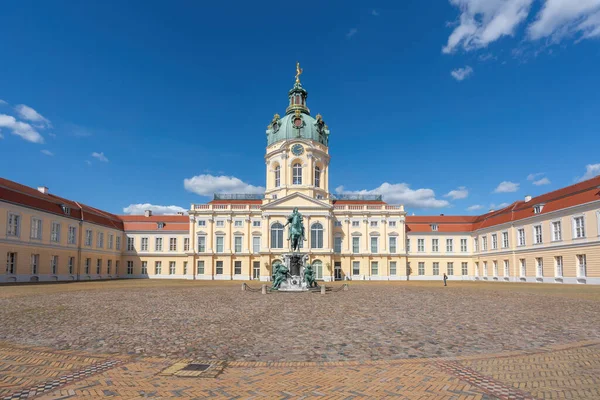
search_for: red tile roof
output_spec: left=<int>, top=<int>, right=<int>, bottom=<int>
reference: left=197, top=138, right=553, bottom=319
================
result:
left=0, top=178, right=124, bottom=230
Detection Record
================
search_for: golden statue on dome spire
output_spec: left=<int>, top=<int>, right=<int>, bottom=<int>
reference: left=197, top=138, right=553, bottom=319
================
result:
left=295, top=61, right=303, bottom=84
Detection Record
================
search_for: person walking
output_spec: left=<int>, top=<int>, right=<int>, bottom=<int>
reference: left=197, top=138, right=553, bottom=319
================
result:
left=443, top=273, right=448, bottom=286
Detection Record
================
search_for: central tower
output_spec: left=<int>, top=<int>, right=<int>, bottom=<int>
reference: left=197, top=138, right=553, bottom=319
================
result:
left=264, top=63, right=331, bottom=202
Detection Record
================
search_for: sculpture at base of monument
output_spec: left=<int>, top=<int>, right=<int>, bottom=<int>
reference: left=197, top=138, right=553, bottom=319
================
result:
left=271, top=261, right=289, bottom=290
left=303, top=263, right=317, bottom=288
left=284, top=207, right=305, bottom=252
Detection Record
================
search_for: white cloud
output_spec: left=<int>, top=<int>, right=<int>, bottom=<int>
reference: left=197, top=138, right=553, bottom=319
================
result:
left=0, top=131, right=3, bottom=139
left=48, top=132, right=56, bottom=138
left=65, top=123, right=93, bottom=137
left=372, top=10, right=380, bottom=16
left=527, top=172, right=544, bottom=181
left=489, top=202, right=510, bottom=210
left=85, top=160, right=92, bottom=166
left=443, top=0, right=534, bottom=53
left=493, top=181, right=520, bottom=193
left=122, top=203, right=187, bottom=215
left=444, top=186, right=469, bottom=200
left=346, top=28, right=358, bottom=38
left=576, top=163, right=600, bottom=182
left=14, top=104, right=51, bottom=128
left=533, top=177, right=551, bottom=185
left=467, top=204, right=484, bottom=211
left=451, top=66, right=474, bottom=81
left=41, top=149, right=54, bottom=156
left=335, top=182, right=450, bottom=208
left=0, top=99, right=7, bottom=105
left=0, top=114, right=44, bottom=143
left=528, top=0, right=600, bottom=41
left=183, top=174, right=265, bottom=196
left=91, top=152, right=109, bottom=162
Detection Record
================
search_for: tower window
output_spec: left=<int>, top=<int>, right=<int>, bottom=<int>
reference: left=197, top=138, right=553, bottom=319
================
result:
left=314, top=166, right=321, bottom=188
left=274, top=165, right=280, bottom=187
left=293, top=163, right=302, bottom=185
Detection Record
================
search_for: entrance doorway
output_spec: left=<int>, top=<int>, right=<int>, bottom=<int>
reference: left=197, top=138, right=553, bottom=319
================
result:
left=334, top=262, right=342, bottom=280
left=313, top=260, right=323, bottom=280
left=253, top=261, right=260, bottom=280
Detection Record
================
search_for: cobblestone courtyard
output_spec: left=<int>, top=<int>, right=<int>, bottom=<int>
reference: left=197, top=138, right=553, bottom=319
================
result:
left=1, top=280, right=600, bottom=399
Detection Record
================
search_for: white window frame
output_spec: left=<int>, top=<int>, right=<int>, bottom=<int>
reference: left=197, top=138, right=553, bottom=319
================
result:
left=572, top=215, right=586, bottom=239
left=371, top=261, right=379, bottom=276
left=252, top=236, right=261, bottom=253
left=432, top=262, right=439, bottom=275
left=503, top=260, right=509, bottom=277
left=50, top=222, right=61, bottom=243
left=351, top=220, right=360, bottom=228
left=520, top=259, right=526, bottom=277
left=68, top=226, right=77, bottom=245
left=85, top=229, right=93, bottom=247
left=432, top=238, right=439, bottom=252
left=169, top=237, right=177, bottom=252
left=169, top=261, right=176, bottom=275
left=447, top=262, right=454, bottom=276
left=155, top=237, right=163, bottom=252
left=352, top=237, right=360, bottom=254
left=389, top=221, right=397, bottom=228
left=577, top=254, right=587, bottom=277
left=389, top=261, right=397, bottom=276
left=198, top=220, right=206, bottom=227
left=555, top=256, right=563, bottom=277
left=215, top=220, right=225, bottom=228
left=234, top=220, right=243, bottom=228
left=418, top=262, right=425, bottom=276
left=431, top=224, right=438, bottom=231
left=216, top=236, right=224, bottom=253
left=491, top=234, right=498, bottom=250
left=536, top=257, right=543, bottom=277
left=474, top=237, right=479, bottom=252
left=274, top=165, right=281, bottom=187
left=51, top=255, right=58, bottom=275
left=184, top=237, right=190, bottom=252
left=30, top=217, right=42, bottom=240
left=517, top=228, right=525, bottom=246
left=551, top=220, right=562, bottom=242
left=141, top=261, right=148, bottom=275
left=502, top=231, right=509, bottom=248
left=370, top=221, right=378, bottom=228
left=482, top=236, right=488, bottom=251
left=446, top=238, right=453, bottom=253
left=483, top=261, right=488, bottom=277
left=116, top=236, right=121, bottom=251
left=141, top=237, right=149, bottom=251
left=252, top=220, right=261, bottom=228
left=352, top=261, right=360, bottom=276
left=334, top=236, right=342, bottom=253
left=389, top=236, right=397, bottom=254
left=7, top=213, right=21, bottom=237
left=462, top=262, right=468, bottom=276
left=197, top=235, right=206, bottom=252
left=234, top=236, right=243, bottom=253
left=533, top=225, right=543, bottom=245
left=68, top=256, right=75, bottom=275
left=417, top=239, right=424, bottom=252
left=370, top=236, right=379, bottom=253
left=292, top=163, right=302, bottom=185
left=127, top=261, right=134, bottom=275
left=31, top=254, right=39, bottom=274
left=127, top=236, right=135, bottom=251
left=97, top=232, right=104, bottom=248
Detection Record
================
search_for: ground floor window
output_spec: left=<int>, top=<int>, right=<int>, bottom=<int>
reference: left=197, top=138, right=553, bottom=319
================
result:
left=96, top=259, right=101, bottom=275
left=107, top=260, right=112, bottom=274
left=216, top=261, right=223, bottom=275
left=389, top=261, right=397, bottom=276
left=69, top=256, right=75, bottom=275
left=31, top=254, right=39, bottom=275
left=115, top=261, right=119, bottom=275
left=493, top=261, right=498, bottom=277
left=6, top=252, right=17, bottom=274
left=520, top=259, right=526, bottom=277
left=474, top=262, right=479, bottom=276
left=483, top=262, right=488, bottom=277
left=536, top=258, right=543, bottom=277
left=418, top=262, right=425, bottom=275
left=433, top=262, right=439, bottom=275
left=577, top=254, right=586, bottom=277
left=234, top=261, right=242, bottom=275
left=169, top=261, right=176, bottom=275
left=127, top=261, right=134, bottom=275
left=447, top=262, right=454, bottom=276
left=51, top=256, right=58, bottom=275
left=183, top=262, right=188, bottom=275
left=141, top=261, right=148, bottom=275
left=313, top=260, right=323, bottom=280
left=253, top=261, right=260, bottom=279
left=197, top=260, right=204, bottom=275
left=461, top=262, right=468, bottom=276
left=503, top=260, right=509, bottom=277
left=555, top=256, right=562, bottom=277
left=352, top=261, right=360, bottom=276
left=85, top=258, right=91, bottom=274
left=371, top=261, right=378, bottom=276
left=155, top=261, right=162, bottom=275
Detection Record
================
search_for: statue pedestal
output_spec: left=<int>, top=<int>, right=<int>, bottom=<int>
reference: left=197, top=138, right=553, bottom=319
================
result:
left=279, top=253, right=309, bottom=292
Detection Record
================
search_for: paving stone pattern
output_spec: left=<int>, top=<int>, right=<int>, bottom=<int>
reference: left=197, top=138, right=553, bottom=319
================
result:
left=1, top=282, right=599, bottom=362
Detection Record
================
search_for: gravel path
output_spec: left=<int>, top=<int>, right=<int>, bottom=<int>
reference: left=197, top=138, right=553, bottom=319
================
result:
left=1, top=281, right=599, bottom=362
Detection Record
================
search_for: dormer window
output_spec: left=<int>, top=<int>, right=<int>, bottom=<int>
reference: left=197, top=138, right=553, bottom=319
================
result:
left=431, top=224, right=438, bottom=231
left=533, top=205, right=544, bottom=214
left=61, top=205, right=70, bottom=215
left=157, top=222, right=165, bottom=229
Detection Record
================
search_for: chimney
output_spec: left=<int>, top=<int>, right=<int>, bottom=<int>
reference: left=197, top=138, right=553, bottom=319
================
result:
left=144, top=210, right=152, bottom=217
left=489, top=209, right=494, bottom=212
left=176, top=212, right=184, bottom=216
left=37, top=186, right=49, bottom=195
left=524, top=195, right=532, bottom=202
left=440, top=214, right=444, bottom=216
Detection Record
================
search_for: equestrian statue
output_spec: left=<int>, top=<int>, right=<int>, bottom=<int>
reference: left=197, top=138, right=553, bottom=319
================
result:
left=284, top=207, right=305, bottom=252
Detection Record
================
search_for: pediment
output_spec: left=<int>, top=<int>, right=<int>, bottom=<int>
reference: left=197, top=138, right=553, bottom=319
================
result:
left=262, top=192, right=332, bottom=211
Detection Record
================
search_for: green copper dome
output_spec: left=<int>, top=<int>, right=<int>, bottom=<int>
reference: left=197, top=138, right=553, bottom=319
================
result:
left=266, top=63, right=330, bottom=146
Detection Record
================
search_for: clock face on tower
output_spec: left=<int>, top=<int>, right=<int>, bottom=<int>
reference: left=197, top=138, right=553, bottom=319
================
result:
left=291, top=144, right=304, bottom=156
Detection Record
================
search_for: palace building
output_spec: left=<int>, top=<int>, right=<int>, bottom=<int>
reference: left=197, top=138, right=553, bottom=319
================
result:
left=2, top=67, right=600, bottom=284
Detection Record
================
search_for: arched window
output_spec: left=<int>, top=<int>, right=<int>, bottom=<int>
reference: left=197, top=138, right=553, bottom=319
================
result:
left=274, top=165, right=280, bottom=187
left=293, top=163, right=302, bottom=185
left=271, top=223, right=284, bottom=249
left=314, top=166, right=321, bottom=188
left=312, top=260, right=323, bottom=280
left=311, top=222, right=324, bottom=249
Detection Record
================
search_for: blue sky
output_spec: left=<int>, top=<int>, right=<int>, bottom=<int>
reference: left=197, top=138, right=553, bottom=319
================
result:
left=1, top=0, right=599, bottom=216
